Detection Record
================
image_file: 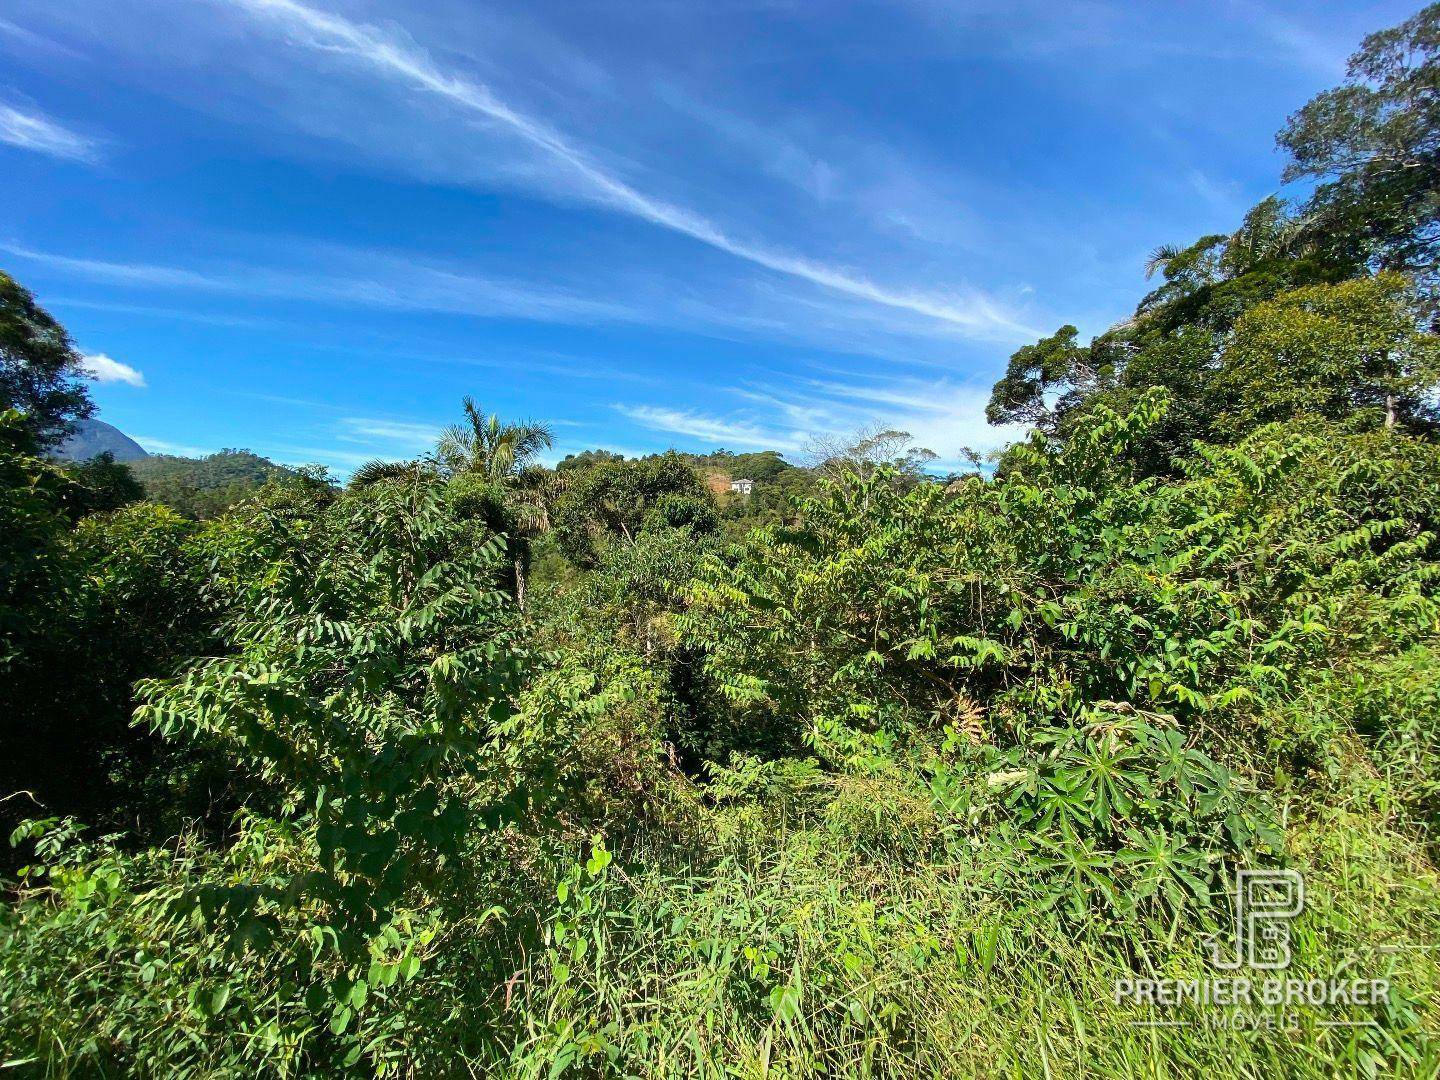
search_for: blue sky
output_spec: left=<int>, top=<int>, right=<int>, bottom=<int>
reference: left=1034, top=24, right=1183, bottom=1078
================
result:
left=0, top=0, right=1417, bottom=473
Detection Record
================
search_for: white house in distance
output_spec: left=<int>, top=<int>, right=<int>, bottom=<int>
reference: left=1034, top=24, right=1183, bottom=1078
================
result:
left=730, top=478, right=754, bottom=496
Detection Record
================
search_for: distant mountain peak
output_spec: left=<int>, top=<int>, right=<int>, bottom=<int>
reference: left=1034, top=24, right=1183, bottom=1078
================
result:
left=53, top=418, right=150, bottom=463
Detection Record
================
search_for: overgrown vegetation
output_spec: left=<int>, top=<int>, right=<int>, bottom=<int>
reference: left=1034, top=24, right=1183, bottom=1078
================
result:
left=4, top=8, right=1440, bottom=1077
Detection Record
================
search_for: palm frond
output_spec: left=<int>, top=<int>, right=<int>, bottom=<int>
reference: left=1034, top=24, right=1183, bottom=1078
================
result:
left=433, top=397, right=556, bottom=481
left=434, top=424, right=476, bottom=473
left=510, top=421, right=555, bottom=464
left=1143, top=244, right=1182, bottom=279
left=348, top=459, right=423, bottom=489
left=461, top=396, right=486, bottom=436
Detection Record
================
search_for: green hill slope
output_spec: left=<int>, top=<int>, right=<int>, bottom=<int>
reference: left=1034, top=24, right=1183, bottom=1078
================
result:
left=129, top=450, right=294, bottom=518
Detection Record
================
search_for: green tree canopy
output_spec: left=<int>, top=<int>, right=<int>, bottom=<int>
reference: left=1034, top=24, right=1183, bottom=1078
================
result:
left=1213, top=273, right=1440, bottom=438
left=985, top=6, right=1440, bottom=473
left=1279, top=3, right=1440, bottom=286
left=58, top=453, right=144, bottom=519
left=0, top=271, right=93, bottom=448
left=129, top=450, right=299, bottom=519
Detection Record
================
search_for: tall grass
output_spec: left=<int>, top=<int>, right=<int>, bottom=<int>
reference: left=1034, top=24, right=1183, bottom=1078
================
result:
left=482, top=784, right=1440, bottom=1080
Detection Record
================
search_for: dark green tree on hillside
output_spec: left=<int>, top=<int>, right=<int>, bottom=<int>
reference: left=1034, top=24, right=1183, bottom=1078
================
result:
left=555, top=448, right=624, bottom=472
left=58, top=452, right=144, bottom=518
left=677, top=449, right=794, bottom=484
left=0, top=271, right=93, bottom=448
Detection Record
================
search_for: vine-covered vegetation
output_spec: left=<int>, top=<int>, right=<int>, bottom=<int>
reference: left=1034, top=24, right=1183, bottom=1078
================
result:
left=4, top=8, right=1440, bottom=1077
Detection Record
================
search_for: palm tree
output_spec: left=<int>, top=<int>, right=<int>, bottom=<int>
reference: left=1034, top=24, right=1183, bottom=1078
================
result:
left=435, top=397, right=553, bottom=482
left=435, top=398, right=554, bottom=608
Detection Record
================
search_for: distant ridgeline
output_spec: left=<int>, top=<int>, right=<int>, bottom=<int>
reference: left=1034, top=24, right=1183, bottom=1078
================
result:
left=557, top=449, right=793, bottom=480
left=52, top=419, right=295, bottom=519
left=554, top=447, right=810, bottom=523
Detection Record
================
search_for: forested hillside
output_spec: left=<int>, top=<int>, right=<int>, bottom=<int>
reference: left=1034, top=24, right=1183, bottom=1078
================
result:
left=128, top=451, right=299, bottom=519
left=3, top=8, right=1440, bottom=1077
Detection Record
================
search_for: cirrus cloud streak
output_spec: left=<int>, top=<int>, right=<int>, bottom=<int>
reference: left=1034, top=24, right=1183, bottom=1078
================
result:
left=224, top=0, right=1037, bottom=341
left=0, top=102, right=101, bottom=162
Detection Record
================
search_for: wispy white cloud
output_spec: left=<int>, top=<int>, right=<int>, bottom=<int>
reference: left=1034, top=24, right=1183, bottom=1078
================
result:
left=0, top=18, right=83, bottom=59
left=5, top=240, right=1007, bottom=364
left=276, top=408, right=582, bottom=475
left=274, top=413, right=451, bottom=476
left=226, top=390, right=345, bottom=411
left=80, top=352, right=146, bottom=387
left=420, top=351, right=656, bottom=384
left=720, top=371, right=1030, bottom=467
left=223, top=0, right=1036, bottom=340
left=614, top=404, right=805, bottom=451
left=3, top=244, right=216, bottom=287
left=47, top=296, right=275, bottom=329
left=0, top=102, right=101, bottom=163
left=336, top=416, right=442, bottom=450
left=617, top=375, right=1025, bottom=467
left=1185, top=168, right=1245, bottom=217
left=1226, top=0, right=1348, bottom=77
left=1, top=242, right=634, bottom=325
left=133, top=435, right=213, bottom=457
left=904, top=0, right=1347, bottom=73
left=267, top=445, right=382, bottom=473
left=654, top=83, right=841, bottom=204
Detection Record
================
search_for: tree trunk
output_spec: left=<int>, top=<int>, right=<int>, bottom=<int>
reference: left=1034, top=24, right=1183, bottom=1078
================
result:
left=1385, top=393, right=1397, bottom=428
left=514, top=556, right=527, bottom=610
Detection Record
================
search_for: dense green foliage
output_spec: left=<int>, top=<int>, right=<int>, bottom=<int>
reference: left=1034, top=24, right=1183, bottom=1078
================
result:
left=5, top=9, right=1440, bottom=1077
left=551, top=453, right=719, bottom=568
left=57, top=451, right=144, bottom=516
